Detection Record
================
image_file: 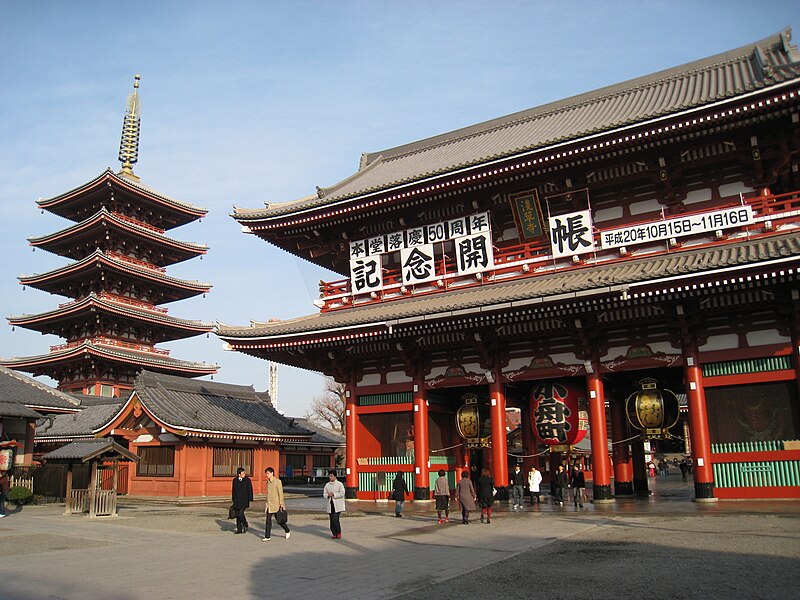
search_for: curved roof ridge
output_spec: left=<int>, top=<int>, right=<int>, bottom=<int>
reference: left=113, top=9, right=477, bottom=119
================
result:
left=27, top=208, right=209, bottom=251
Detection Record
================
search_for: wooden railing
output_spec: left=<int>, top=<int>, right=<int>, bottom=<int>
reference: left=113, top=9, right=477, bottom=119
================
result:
left=66, top=489, right=117, bottom=517
left=317, top=189, right=800, bottom=312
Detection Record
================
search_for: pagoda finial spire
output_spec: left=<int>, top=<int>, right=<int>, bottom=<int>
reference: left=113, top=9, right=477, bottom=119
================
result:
left=118, top=74, right=142, bottom=181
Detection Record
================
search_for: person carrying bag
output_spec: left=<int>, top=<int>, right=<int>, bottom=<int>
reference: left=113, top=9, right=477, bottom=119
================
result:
left=262, top=466, right=290, bottom=541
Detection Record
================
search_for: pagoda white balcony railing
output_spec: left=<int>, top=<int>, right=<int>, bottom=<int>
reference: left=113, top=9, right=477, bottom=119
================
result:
left=58, top=292, right=169, bottom=314
left=50, top=336, right=170, bottom=356
left=316, top=189, right=800, bottom=312
left=106, top=250, right=166, bottom=273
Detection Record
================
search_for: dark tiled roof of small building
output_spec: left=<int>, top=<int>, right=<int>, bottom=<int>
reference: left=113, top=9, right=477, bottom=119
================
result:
left=235, top=29, right=800, bottom=219
left=292, top=418, right=345, bottom=446
left=218, top=232, right=800, bottom=339
left=0, top=401, right=41, bottom=418
left=0, top=365, right=81, bottom=410
left=36, top=402, right=125, bottom=439
left=42, top=438, right=138, bottom=462
left=133, top=370, right=314, bottom=437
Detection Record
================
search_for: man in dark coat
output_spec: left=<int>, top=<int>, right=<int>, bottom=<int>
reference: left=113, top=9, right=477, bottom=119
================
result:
left=553, top=464, right=568, bottom=506
left=391, top=471, right=409, bottom=517
left=231, top=467, right=254, bottom=534
left=569, top=465, right=586, bottom=507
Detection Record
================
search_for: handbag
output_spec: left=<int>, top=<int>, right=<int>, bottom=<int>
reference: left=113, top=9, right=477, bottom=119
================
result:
left=228, top=505, right=237, bottom=520
left=275, top=508, right=288, bottom=525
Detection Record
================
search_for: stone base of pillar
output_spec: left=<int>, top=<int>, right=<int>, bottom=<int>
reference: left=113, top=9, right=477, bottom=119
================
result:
left=345, top=486, right=358, bottom=499
left=614, top=481, right=634, bottom=496
left=633, top=477, right=650, bottom=497
left=413, top=486, right=430, bottom=500
left=591, top=484, right=613, bottom=501
left=694, top=481, right=716, bottom=501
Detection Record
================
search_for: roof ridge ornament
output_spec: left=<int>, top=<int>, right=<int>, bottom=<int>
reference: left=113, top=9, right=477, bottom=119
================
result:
left=118, top=74, right=142, bottom=181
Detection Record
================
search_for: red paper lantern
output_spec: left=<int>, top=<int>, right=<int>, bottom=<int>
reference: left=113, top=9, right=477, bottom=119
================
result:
left=531, top=379, right=588, bottom=446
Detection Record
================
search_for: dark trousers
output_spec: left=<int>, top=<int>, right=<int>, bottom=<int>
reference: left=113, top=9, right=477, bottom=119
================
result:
left=265, top=512, right=290, bottom=538
left=235, top=508, right=248, bottom=532
left=555, top=486, right=564, bottom=503
left=530, top=492, right=540, bottom=505
left=0, top=491, right=6, bottom=515
left=329, top=511, right=341, bottom=536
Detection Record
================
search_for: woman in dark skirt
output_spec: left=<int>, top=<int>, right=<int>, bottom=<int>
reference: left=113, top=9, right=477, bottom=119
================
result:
left=433, top=469, right=450, bottom=523
left=476, top=468, right=495, bottom=524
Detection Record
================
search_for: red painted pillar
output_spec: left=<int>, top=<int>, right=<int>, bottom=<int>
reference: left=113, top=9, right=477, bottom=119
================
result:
left=683, top=345, right=716, bottom=500
left=609, top=396, right=633, bottom=496
left=412, top=376, right=430, bottom=498
left=586, top=364, right=613, bottom=501
left=345, top=378, right=358, bottom=498
left=489, top=368, right=509, bottom=492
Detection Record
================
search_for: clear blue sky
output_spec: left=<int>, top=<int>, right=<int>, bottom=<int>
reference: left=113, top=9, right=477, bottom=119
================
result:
left=1, top=1, right=797, bottom=417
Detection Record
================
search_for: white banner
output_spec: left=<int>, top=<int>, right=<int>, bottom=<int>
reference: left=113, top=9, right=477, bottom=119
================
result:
left=548, top=209, right=595, bottom=258
left=455, top=231, right=494, bottom=276
left=401, top=244, right=437, bottom=285
left=600, top=205, right=754, bottom=249
left=350, top=256, right=383, bottom=293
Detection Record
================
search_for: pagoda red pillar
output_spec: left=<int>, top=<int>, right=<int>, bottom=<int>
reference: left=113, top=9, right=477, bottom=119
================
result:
left=610, top=396, right=633, bottom=496
left=586, top=361, right=613, bottom=501
left=412, top=375, right=430, bottom=499
left=682, top=343, right=716, bottom=501
left=489, top=367, right=509, bottom=494
left=345, top=378, right=359, bottom=499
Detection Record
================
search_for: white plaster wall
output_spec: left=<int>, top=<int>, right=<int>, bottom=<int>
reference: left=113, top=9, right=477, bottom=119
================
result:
left=683, top=188, right=713, bottom=205
left=629, top=198, right=662, bottom=216
left=386, top=370, right=412, bottom=385
left=594, top=206, right=624, bottom=223
left=718, top=182, right=753, bottom=198
left=699, top=334, right=739, bottom=352
left=746, top=329, right=790, bottom=347
left=361, top=373, right=382, bottom=386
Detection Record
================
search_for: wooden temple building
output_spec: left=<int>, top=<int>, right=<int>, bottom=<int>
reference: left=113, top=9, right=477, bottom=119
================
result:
left=219, top=30, right=800, bottom=502
left=1, top=75, right=217, bottom=398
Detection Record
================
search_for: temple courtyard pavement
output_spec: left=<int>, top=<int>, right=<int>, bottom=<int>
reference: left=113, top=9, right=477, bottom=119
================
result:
left=1, top=473, right=799, bottom=599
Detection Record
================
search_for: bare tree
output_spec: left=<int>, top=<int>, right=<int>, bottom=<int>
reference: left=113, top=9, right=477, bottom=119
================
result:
left=305, top=377, right=346, bottom=433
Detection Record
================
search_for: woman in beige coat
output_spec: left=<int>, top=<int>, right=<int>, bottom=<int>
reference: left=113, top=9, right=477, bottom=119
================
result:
left=263, top=466, right=290, bottom=541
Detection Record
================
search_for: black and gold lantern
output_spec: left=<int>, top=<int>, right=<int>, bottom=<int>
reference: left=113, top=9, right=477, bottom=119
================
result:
left=456, top=393, right=491, bottom=448
left=625, top=377, right=680, bottom=439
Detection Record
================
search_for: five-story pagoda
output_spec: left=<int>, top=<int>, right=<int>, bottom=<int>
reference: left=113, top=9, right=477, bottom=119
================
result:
left=2, top=76, right=217, bottom=397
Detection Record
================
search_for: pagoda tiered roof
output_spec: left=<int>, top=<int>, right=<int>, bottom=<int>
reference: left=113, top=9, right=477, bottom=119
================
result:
left=2, top=339, right=217, bottom=378
left=8, top=292, right=213, bottom=342
left=235, top=29, right=800, bottom=226
left=18, top=249, right=212, bottom=304
left=37, top=169, right=207, bottom=229
left=28, top=208, right=208, bottom=266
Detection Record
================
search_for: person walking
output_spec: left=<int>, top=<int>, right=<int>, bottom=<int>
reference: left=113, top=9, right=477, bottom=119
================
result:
left=679, top=459, right=688, bottom=482
left=391, top=471, right=409, bottom=517
left=324, top=470, right=346, bottom=539
left=262, top=466, right=290, bottom=541
left=476, top=468, right=495, bottom=524
left=553, top=464, right=568, bottom=506
left=433, top=469, right=450, bottom=523
left=510, top=464, right=525, bottom=511
left=455, top=470, right=476, bottom=524
left=0, top=470, right=10, bottom=518
left=528, top=465, right=542, bottom=505
left=569, top=465, right=586, bottom=508
left=231, top=467, right=253, bottom=534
